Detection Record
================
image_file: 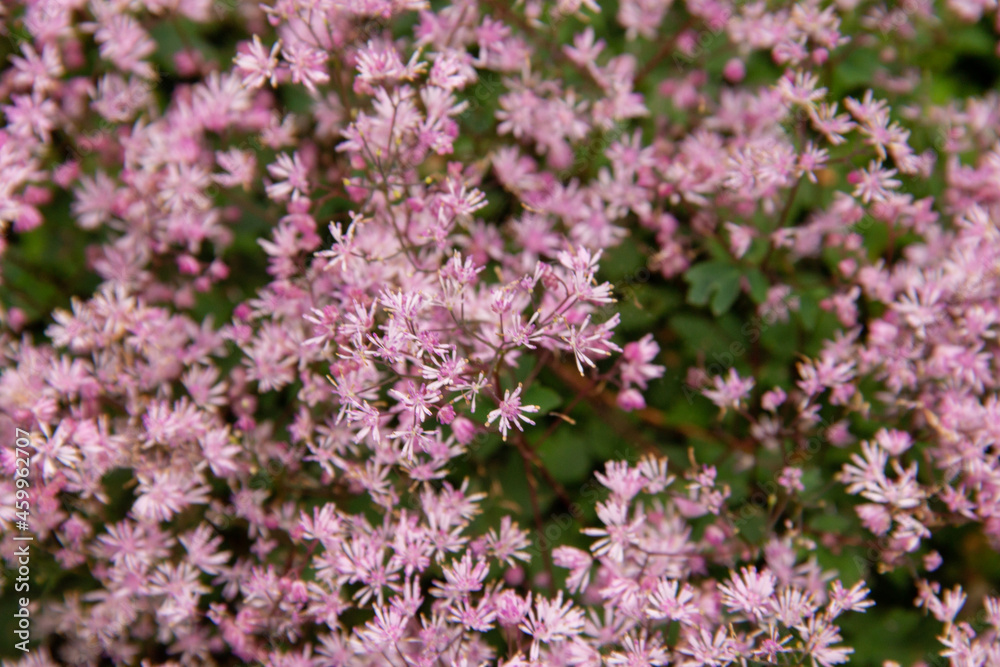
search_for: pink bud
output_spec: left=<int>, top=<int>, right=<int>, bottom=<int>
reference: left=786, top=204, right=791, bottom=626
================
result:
left=24, top=185, right=52, bottom=206
left=676, top=30, right=698, bottom=56
left=495, top=589, right=528, bottom=624
left=288, top=197, right=311, bottom=215
left=703, top=523, right=728, bottom=547
left=209, top=260, right=230, bottom=280
left=14, top=206, right=42, bottom=232
left=437, top=403, right=456, bottom=425
left=8, top=308, right=26, bottom=332
left=63, top=39, right=85, bottom=69
left=923, top=551, right=943, bottom=572
left=288, top=580, right=309, bottom=604
left=174, top=50, right=203, bottom=77
left=178, top=254, right=201, bottom=275
left=174, top=286, right=196, bottom=309
left=451, top=416, right=476, bottom=445
left=54, top=161, right=80, bottom=187
left=616, top=388, right=646, bottom=412
left=723, top=58, right=745, bottom=83
left=346, top=185, right=368, bottom=202
left=504, top=567, right=525, bottom=587
left=233, top=303, right=252, bottom=321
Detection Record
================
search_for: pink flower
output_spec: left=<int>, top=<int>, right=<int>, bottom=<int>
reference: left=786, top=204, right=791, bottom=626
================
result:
left=234, top=35, right=281, bottom=89
left=486, top=384, right=540, bottom=441
left=495, top=590, right=531, bottom=626
left=281, top=42, right=329, bottom=92
left=761, top=387, right=787, bottom=411
left=702, top=368, right=755, bottom=412
left=718, top=566, right=777, bottom=620
left=679, top=626, right=739, bottom=667
left=647, top=579, right=700, bottom=625
left=519, top=592, right=585, bottom=660
left=778, top=467, right=805, bottom=493
left=725, top=222, right=755, bottom=259
left=266, top=152, right=310, bottom=202
left=620, top=334, right=665, bottom=390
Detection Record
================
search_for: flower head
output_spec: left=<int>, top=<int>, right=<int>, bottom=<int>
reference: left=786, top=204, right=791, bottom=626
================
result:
left=486, top=384, right=540, bottom=441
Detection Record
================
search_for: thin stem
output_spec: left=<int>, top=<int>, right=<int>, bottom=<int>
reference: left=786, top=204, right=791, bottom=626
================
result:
left=520, top=437, right=556, bottom=597
left=776, top=175, right=803, bottom=230
left=634, top=19, right=695, bottom=86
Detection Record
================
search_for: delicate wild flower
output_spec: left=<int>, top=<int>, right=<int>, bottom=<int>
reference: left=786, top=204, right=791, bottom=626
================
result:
left=486, top=384, right=540, bottom=441
left=3, top=1, right=998, bottom=665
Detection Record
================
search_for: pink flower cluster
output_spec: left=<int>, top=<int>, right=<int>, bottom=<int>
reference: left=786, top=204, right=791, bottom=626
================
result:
left=1, top=0, right=1000, bottom=665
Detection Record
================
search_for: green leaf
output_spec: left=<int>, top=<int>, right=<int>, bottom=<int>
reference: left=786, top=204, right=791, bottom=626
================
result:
left=600, top=236, right=645, bottom=283
left=710, top=271, right=741, bottom=316
left=797, top=293, right=820, bottom=331
left=522, top=384, right=562, bottom=416
left=743, top=268, right=769, bottom=304
left=617, top=284, right=680, bottom=332
left=670, top=314, right=731, bottom=353
left=537, top=429, right=592, bottom=485
left=684, top=260, right=742, bottom=315
left=832, top=47, right=878, bottom=90
left=953, top=24, right=996, bottom=56
left=684, top=263, right=719, bottom=307
left=809, top=512, right=854, bottom=533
